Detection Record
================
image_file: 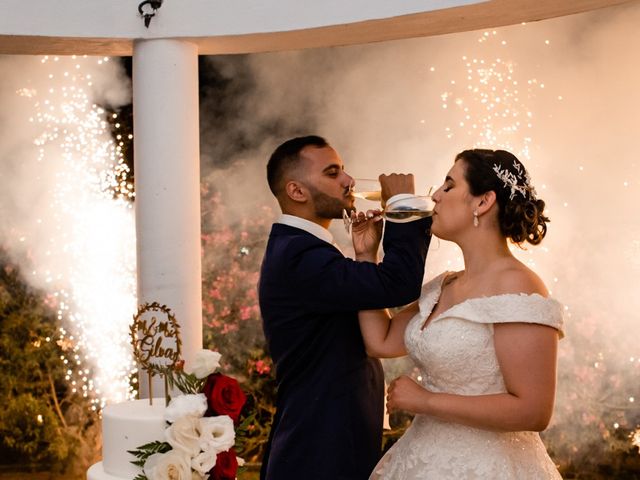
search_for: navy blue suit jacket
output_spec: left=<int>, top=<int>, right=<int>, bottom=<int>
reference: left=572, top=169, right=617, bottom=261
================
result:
left=259, top=218, right=431, bottom=480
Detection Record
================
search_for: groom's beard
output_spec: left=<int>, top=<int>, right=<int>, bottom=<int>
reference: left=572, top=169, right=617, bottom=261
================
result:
left=307, top=185, right=353, bottom=219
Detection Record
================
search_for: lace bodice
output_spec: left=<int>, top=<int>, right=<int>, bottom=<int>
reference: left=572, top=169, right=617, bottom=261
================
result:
left=371, top=273, right=564, bottom=480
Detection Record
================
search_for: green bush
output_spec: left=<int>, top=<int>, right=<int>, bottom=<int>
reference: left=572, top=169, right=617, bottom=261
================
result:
left=0, top=248, right=98, bottom=474
left=0, top=393, right=72, bottom=463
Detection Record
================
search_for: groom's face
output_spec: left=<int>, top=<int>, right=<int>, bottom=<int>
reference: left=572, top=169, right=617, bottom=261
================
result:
left=298, top=145, right=355, bottom=219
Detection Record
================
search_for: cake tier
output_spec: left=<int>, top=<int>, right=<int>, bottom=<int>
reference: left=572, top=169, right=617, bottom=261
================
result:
left=89, top=398, right=167, bottom=479
left=87, top=461, right=122, bottom=480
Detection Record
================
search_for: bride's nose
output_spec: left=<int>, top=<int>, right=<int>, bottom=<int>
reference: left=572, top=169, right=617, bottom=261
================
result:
left=431, top=187, right=443, bottom=203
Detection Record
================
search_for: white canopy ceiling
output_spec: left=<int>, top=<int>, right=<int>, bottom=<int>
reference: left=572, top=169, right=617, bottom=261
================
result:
left=0, top=0, right=634, bottom=55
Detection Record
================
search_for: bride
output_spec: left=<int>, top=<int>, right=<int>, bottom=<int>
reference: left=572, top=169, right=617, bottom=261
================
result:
left=353, top=149, right=563, bottom=479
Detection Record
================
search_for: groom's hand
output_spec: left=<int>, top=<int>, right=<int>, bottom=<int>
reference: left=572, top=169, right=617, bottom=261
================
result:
left=387, top=375, right=428, bottom=414
left=352, top=209, right=383, bottom=262
left=379, top=173, right=415, bottom=207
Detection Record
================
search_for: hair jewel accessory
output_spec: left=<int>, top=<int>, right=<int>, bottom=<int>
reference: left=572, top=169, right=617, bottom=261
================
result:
left=492, top=160, right=536, bottom=200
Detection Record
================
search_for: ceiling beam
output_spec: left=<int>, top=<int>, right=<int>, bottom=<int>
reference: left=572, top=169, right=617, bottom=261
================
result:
left=0, top=0, right=634, bottom=56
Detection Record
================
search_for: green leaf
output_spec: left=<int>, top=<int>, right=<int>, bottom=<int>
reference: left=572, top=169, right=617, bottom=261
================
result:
left=128, top=440, right=172, bottom=467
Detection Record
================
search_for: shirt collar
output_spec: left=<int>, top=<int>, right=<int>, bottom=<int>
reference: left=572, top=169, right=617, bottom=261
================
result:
left=277, top=214, right=335, bottom=245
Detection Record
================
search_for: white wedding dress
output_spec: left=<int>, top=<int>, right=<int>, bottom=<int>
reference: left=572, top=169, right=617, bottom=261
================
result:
left=371, top=272, right=564, bottom=480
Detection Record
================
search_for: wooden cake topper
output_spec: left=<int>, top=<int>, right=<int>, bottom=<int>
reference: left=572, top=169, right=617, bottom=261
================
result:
left=130, top=302, right=182, bottom=403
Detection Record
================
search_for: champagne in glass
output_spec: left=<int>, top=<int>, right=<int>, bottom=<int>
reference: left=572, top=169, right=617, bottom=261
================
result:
left=383, top=195, right=435, bottom=223
left=343, top=193, right=435, bottom=232
left=353, top=190, right=382, bottom=201
left=350, top=178, right=382, bottom=202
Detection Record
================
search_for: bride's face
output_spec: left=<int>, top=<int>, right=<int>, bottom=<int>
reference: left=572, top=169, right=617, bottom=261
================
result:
left=430, top=160, right=476, bottom=240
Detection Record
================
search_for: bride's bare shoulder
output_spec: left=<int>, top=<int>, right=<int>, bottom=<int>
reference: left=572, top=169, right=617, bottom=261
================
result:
left=496, top=263, right=548, bottom=297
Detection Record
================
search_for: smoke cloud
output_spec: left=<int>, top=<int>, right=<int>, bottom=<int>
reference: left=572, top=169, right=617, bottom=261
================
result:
left=0, top=54, right=137, bottom=404
left=199, top=1, right=640, bottom=459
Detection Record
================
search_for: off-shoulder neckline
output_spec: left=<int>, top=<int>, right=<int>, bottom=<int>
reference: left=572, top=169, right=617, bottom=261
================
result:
left=420, top=271, right=557, bottom=331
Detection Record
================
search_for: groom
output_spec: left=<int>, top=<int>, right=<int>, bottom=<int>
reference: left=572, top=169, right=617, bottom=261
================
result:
left=258, top=135, right=431, bottom=480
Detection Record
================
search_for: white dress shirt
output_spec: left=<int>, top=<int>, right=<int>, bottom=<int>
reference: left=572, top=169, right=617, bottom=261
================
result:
left=276, top=214, right=335, bottom=245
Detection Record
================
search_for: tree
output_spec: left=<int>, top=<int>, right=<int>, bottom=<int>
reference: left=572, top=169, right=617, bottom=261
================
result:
left=0, top=246, right=99, bottom=475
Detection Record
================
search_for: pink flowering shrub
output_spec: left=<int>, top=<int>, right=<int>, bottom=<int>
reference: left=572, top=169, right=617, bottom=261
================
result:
left=200, top=183, right=277, bottom=463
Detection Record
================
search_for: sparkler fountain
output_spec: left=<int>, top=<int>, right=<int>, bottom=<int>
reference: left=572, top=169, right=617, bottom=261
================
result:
left=2, top=54, right=137, bottom=408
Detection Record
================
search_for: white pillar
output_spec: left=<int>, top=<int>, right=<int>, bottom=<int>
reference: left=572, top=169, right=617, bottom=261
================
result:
left=133, top=39, right=202, bottom=397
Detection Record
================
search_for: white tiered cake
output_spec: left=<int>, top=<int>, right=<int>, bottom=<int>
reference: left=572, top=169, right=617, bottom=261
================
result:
left=87, top=398, right=166, bottom=480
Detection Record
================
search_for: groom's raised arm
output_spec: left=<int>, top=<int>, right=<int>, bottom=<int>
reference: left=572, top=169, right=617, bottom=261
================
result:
left=281, top=217, right=431, bottom=313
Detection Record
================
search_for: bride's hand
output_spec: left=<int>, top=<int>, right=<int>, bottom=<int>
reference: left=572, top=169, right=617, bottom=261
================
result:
left=387, top=375, right=430, bottom=414
left=352, top=209, right=383, bottom=261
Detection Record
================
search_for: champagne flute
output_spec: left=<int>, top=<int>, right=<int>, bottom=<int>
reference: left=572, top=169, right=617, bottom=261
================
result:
left=343, top=187, right=436, bottom=233
left=350, top=178, right=382, bottom=202
left=383, top=194, right=435, bottom=223
left=344, top=177, right=381, bottom=234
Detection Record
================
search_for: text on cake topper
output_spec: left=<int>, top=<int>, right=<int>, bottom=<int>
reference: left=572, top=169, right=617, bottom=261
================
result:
left=130, top=302, right=182, bottom=376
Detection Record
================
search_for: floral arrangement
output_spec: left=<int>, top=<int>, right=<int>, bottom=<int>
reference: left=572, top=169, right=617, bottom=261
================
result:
left=129, top=349, right=247, bottom=480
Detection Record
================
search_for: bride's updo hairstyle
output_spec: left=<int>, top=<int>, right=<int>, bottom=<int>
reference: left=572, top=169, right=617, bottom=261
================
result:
left=456, top=149, right=549, bottom=245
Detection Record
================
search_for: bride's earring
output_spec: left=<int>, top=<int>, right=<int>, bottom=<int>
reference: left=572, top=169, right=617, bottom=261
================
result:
left=473, top=210, right=479, bottom=227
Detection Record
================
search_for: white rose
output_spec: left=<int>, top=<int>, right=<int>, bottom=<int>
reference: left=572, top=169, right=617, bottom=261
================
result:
left=143, top=450, right=191, bottom=480
left=198, top=415, right=235, bottom=454
left=191, top=471, right=206, bottom=480
left=185, top=350, right=221, bottom=379
left=165, top=393, right=207, bottom=423
left=191, top=450, right=217, bottom=476
left=165, top=415, right=201, bottom=456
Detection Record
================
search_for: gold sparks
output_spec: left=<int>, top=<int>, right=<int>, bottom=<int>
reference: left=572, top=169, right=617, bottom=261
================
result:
left=20, top=56, right=138, bottom=410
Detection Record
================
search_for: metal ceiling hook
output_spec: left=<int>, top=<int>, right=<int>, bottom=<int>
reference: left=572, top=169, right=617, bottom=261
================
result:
left=138, top=0, right=164, bottom=28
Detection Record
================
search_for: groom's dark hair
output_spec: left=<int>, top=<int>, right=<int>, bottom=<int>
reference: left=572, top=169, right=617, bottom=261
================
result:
left=267, top=135, right=329, bottom=196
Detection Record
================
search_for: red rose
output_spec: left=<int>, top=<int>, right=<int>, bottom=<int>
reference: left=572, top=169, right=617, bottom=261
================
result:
left=202, top=373, right=247, bottom=422
left=209, top=448, right=238, bottom=480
